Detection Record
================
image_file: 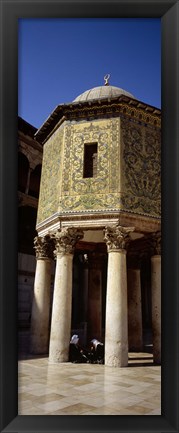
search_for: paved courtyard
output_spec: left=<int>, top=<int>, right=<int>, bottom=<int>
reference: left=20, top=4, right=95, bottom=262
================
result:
left=18, top=351, right=161, bottom=415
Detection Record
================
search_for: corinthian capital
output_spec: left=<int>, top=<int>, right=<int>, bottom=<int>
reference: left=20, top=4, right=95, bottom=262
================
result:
left=104, top=224, right=135, bottom=252
left=53, top=227, right=84, bottom=256
left=34, top=235, right=54, bottom=259
left=151, top=231, right=161, bottom=255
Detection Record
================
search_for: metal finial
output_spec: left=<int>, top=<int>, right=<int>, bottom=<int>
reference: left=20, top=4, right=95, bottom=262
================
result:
left=104, top=74, right=110, bottom=86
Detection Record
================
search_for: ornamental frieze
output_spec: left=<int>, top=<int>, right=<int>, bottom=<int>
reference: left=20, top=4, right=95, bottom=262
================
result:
left=59, top=192, right=160, bottom=217
left=120, top=193, right=161, bottom=217
left=59, top=194, right=110, bottom=210
left=64, top=101, right=160, bottom=128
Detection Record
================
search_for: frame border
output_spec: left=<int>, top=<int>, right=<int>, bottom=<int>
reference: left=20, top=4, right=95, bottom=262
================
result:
left=0, top=1, right=179, bottom=432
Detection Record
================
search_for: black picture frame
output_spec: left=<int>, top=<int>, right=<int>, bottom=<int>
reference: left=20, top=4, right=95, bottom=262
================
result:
left=0, top=0, right=178, bottom=432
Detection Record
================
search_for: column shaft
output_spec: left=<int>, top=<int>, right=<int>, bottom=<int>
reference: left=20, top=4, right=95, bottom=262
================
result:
left=151, top=255, right=161, bottom=363
left=30, top=258, right=52, bottom=354
left=127, top=268, right=143, bottom=351
left=49, top=253, right=73, bottom=363
left=88, top=264, right=102, bottom=342
left=105, top=250, right=128, bottom=367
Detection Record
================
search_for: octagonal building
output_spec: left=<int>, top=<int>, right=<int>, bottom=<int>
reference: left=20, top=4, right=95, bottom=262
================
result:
left=31, top=78, right=161, bottom=367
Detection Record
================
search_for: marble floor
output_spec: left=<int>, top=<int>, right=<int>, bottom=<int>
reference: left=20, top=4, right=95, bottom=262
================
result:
left=18, top=352, right=161, bottom=415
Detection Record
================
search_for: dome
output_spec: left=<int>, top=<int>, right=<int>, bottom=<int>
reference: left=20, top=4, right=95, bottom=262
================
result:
left=73, top=85, right=135, bottom=102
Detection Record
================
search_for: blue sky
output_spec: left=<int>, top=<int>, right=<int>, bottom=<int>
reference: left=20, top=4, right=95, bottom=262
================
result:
left=18, top=18, right=161, bottom=129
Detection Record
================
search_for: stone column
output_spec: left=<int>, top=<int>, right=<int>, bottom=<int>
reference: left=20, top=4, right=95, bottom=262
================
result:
left=151, top=231, right=161, bottom=364
left=25, top=166, right=32, bottom=195
left=79, top=253, right=89, bottom=346
left=87, top=252, right=104, bottom=342
left=83, top=254, right=89, bottom=323
left=30, top=235, right=53, bottom=354
left=49, top=228, right=83, bottom=363
left=104, top=224, right=134, bottom=367
left=127, top=263, right=143, bottom=351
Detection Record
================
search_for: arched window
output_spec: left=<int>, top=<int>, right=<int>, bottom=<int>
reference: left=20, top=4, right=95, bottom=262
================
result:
left=18, top=152, right=29, bottom=193
left=29, top=164, right=42, bottom=198
left=83, top=143, right=98, bottom=178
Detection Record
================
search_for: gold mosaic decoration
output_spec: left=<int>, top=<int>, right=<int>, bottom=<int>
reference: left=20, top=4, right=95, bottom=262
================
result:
left=58, top=118, right=121, bottom=212
left=37, top=127, right=64, bottom=224
left=37, top=113, right=161, bottom=226
left=121, top=119, right=161, bottom=217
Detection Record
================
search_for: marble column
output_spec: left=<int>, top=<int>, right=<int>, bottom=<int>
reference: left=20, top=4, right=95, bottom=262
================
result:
left=30, top=235, right=53, bottom=354
left=79, top=253, right=89, bottom=346
left=151, top=231, right=161, bottom=364
left=104, top=224, right=134, bottom=367
left=83, top=254, right=89, bottom=323
left=87, top=252, right=104, bottom=342
left=49, top=228, right=83, bottom=363
left=127, top=266, right=143, bottom=351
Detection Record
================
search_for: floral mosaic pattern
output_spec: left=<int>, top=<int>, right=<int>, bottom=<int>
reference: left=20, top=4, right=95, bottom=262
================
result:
left=37, top=115, right=161, bottom=225
left=37, top=127, right=63, bottom=223
left=59, top=119, right=120, bottom=211
left=121, top=119, right=161, bottom=217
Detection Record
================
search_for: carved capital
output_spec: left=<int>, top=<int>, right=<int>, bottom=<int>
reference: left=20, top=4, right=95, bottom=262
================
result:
left=104, top=224, right=135, bottom=252
left=151, top=231, right=161, bottom=255
left=53, top=228, right=84, bottom=256
left=34, top=235, right=54, bottom=259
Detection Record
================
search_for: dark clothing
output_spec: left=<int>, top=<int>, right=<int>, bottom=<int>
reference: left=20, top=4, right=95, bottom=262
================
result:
left=90, top=344, right=104, bottom=364
left=96, top=344, right=104, bottom=362
left=69, top=343, right=89, bottom=363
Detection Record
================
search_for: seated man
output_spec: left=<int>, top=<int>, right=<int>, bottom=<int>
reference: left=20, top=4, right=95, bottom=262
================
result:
left=69, top=334, right=89, bottom=363
left=90, top=339, right=104, bottom=364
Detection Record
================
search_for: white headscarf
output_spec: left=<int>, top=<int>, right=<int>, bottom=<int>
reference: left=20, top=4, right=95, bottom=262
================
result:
left=70, top=334, right=79, bottom=345
left=91, top=339, right=103, bottom=349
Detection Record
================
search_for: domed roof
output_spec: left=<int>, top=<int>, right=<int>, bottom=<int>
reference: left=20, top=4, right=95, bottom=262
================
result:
left=73, top=85, right=135, bottom=103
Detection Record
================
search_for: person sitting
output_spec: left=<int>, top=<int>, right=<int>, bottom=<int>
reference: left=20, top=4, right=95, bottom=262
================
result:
left=90, top=339, right=104, bottom=364
left=69, top=334, right=89, bottom=363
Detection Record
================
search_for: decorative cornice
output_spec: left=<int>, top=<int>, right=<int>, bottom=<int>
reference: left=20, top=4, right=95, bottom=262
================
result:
left=36, top=210, right=160, bottom=239
left=35, top=96, right=161, bottom=145
left=36, top=208, right=161, bottom=232
left=63, top=102, right=161, bottom=128
left=104, top=224, right=135, bottom=252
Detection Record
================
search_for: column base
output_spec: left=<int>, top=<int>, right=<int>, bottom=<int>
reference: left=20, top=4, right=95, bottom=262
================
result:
left=105, top=356, right=128, bottom=368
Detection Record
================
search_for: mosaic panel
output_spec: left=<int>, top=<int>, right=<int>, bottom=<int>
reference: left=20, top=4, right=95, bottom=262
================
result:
left=37, top=127, right=64, bottom=224
left=37, top=115, right=161, bottom=224
left=120, top=119, right=161, bottom=217
left=59, top=119, right=120, bottom=212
